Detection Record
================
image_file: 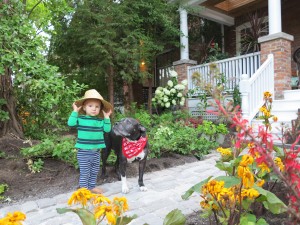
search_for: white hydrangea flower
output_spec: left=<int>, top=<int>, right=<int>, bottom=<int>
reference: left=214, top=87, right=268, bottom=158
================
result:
left=155, top=89, right=161, bottom=95
left=181, top=79, right=188, bottom=86
left=165, top=102, right=170, bottom=108
left=167, top=80, right=173, bottom=87
left=169, top=70, right=178, bottom=78
left=172, top=99, right=176, bottom=105
left=163, top=89, right=170, bottom=95
left=152, top=98, right=156, bottom=102
left=170, top=88, right=176, bottom=93
left=160, top=103, right=164, bottom=107
left=157, top=86, right=163, bottom=91
left=177, top=93, right=183, bottom=98
left=163, top=97, right=169, bottom=102
left=181, top=97, right=185, bottom=102
left=180, top=101, right=185, bottom=106
left=176, top=84, right=185, bottom=90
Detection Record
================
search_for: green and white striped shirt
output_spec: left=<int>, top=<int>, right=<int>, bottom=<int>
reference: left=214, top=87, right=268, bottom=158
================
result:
left=67, top=111, right=111, bottom=149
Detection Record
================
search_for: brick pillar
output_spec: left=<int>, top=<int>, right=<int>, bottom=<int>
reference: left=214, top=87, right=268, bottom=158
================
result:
left=173, top=59, right=197, bottom=108
left=258, top=32, right=294, bottom=99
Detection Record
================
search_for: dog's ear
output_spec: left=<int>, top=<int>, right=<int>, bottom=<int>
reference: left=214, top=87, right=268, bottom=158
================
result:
left=139, top=124, right=147, bottom=137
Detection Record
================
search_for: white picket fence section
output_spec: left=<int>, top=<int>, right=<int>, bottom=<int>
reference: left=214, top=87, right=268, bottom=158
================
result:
left=239, top=54, right=274, bottom=122
left=188, top=52, right=261, bottom=96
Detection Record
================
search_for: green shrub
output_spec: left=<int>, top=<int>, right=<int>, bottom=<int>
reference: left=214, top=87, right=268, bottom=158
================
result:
left=0, top=183, right=8, bottom=200
left=21, top=136, right=78, bottom=168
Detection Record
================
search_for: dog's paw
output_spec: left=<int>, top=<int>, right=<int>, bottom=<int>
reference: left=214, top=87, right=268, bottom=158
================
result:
left=139, top=186, right=147, bottom=192
left=122, top=185, right=130, bottom=194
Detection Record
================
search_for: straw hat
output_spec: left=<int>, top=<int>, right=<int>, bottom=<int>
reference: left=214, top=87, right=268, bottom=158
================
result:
left=75, top=89, right=113, bottom=117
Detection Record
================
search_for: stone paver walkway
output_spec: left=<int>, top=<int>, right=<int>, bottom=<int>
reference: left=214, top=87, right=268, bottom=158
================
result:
left=0, top=151, right=224, bottom=225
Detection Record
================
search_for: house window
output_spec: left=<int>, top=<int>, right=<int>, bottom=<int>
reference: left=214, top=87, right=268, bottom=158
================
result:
left=236, top=16, right=268, bottom=55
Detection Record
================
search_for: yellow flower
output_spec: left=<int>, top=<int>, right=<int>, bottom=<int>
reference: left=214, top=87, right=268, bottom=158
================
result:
left=259, top=106, right=267, bottom=113
left=200, top=200, right=210, bottom=209
left=263, top=110, right=271, bottom=117
left=242, top=170, right=255, bottom=188
left=273, top=116, right=278, bottom=122
left=202, top=180, right=224, bottom=195
left=256, top=179, right=265, bottom=187
left=113, top=196, right=129, bottom=216
left=93, top=194, right=111, bottom=205
left=274, top=157, right=285, bottom=171
left=67, top=188, right=94, bottom=206
left=0, top=211, right=26, bottom=225
left=239, top=154, right=254, bottom=167
left=258, top=162, right=271, bottom=173
left=237, top=165, right=250, bottom=178
left=94, top=205, right=116, bottom=225
left=217, top=147, right=232, bottom=156
left=264, top=91, right=272, bottom=99
left=241, top=188, right=260, bottom=199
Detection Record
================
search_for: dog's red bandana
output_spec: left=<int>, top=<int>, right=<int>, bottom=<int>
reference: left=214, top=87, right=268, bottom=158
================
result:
left=122, top=136, right=147, bottom=159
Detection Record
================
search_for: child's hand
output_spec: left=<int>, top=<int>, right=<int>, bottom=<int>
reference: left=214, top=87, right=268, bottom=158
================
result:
left=103, top=109, right=112, bottom=118
left=72, top=102, right=82, bottom=112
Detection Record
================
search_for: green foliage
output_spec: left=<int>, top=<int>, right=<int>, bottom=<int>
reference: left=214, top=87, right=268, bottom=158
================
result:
left=113, top=103, right=152, bottom=129
left=21, top=137, right=78, bottom=168
left=148, top=119, right=221, bottom=159
left=0, top=150, right=6, bottom=159
left=0, top=183, right=8, bottom=200
left=0, top=1, right=86, bottom=139
left=163, top=209, right=186, bottom=225
left=26, top=158, right=44, bottom=173
left=0, top=99, right=9, bottom=122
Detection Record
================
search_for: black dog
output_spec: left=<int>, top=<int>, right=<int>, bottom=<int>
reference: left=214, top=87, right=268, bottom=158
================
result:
left=101, top=117, right=149, bottom=193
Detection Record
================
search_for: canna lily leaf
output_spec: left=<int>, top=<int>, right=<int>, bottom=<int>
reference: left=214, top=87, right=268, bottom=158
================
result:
left=163, top=209, right=186, bottom=225
left=57, top=208, right=96, bottom=225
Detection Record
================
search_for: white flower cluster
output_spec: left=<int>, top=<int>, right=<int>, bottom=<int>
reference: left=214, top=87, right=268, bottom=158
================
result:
left=152, top=70, right=187, bottom=109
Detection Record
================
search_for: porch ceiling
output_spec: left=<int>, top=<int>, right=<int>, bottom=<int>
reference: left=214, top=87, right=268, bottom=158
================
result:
left=200, top=0, right=267, bottom=17
left=174, top=0, right=268, bottom=26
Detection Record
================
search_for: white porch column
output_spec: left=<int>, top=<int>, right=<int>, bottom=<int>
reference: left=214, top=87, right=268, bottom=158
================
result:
left=179, top=7, right=189, bottom=60
left=268, top=0, right=282, bottom=34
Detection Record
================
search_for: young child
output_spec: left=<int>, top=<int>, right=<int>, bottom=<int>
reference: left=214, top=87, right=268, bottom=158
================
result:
left=68, top=89, right=113, bottom=194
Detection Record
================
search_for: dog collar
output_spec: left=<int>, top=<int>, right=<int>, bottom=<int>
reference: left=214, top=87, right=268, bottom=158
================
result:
left=122, top=136, right=147, bottom=159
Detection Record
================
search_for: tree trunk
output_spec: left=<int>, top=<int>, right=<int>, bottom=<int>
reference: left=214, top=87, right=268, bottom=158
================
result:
left=128, top=82, right=134, bottom=106
left=108, top=65, right=114, bottom=107
left=123, top=81, right=130, bottom=112
left=0, top=67, right=24, bottom=138
left=147, top=78, right=153, bottom=114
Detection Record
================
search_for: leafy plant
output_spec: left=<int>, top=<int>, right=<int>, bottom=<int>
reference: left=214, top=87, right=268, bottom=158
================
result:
left=57, top=188, right=135, bottom=225
left=0, top=183, right=8, bottom=200
left=182, top=93, right=288, bottom=225
left=26, top=158, right=44, bottom=173
left=0, top=150, right=6, bottom=159
left=239, top=10, right=268, bottom=54
left=0, top=99, right=9, bottom=122
left=21, top=137, right=77, bottom=168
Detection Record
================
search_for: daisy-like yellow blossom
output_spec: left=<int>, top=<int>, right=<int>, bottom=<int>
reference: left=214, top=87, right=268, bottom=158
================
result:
left=264, top=91, right=272, bottom=99
left=202, top=180, right=225, bottom=196
left=259, top=106, right=267, bottom=113
left=256, top=179, right=265, bottom=187
left=239, top=154, right=254, bottom=167
left=94, top=205, right=116, bottom=225
left=274, top=157, right=285, bottom=171
left=67, top=188, right=94, bottom=206
left=93, top=194, right=111, bottom=205
left=113, top=196, right=129, bottom=216
left=263, top=110, right=271, bottom=117
left=242, top=170, right=255, bottom=188
left=0, top=211, right=26, bottom=225
left=237, top=165, right=250, bottom=178
left=200, top=200, right=210, bottom=209
left=258, top=162, right=271, bottom=173
left=217, top=147, right=232, bottom=156
left=241, top=188, right=260, bottom=199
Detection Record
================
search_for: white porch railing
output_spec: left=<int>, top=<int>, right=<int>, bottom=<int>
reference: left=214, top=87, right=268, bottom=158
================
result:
left=239, top=54, right=274, bottom=122
left=188, top=52, right=261, bottom=96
